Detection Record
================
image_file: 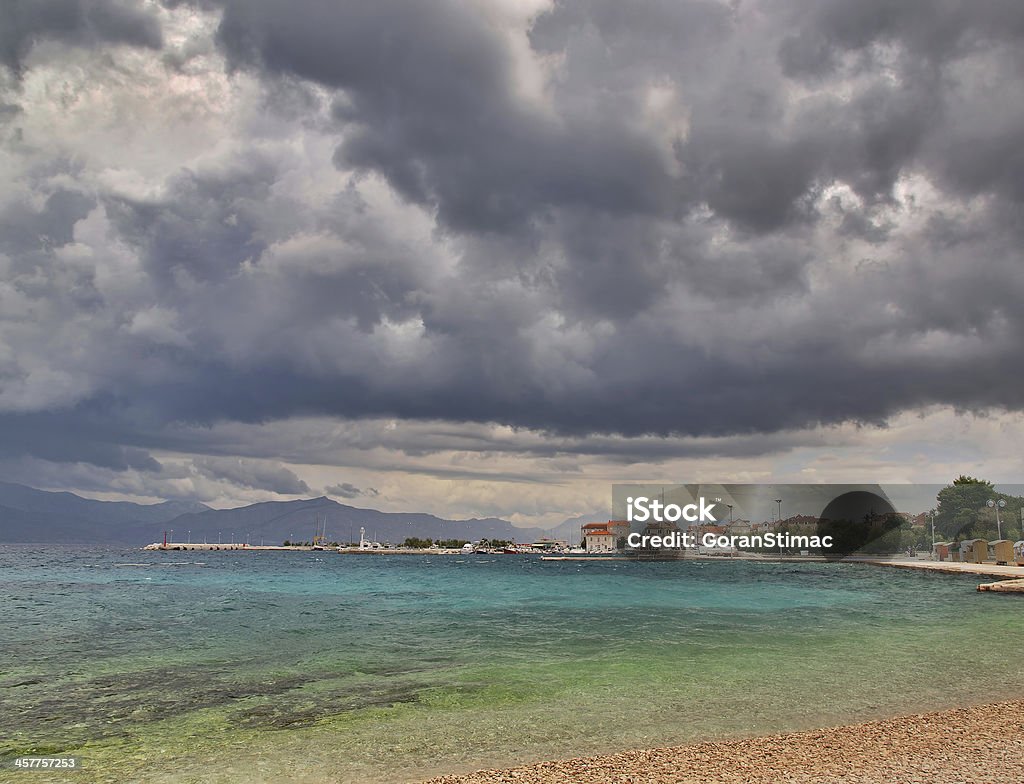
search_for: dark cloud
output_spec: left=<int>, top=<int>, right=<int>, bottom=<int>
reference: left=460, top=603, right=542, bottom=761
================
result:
left=215, top=0, right=681, bottom=234
left=0, top=188, right=95, bottom=255
left=0, top=409, right=161, bottom=471
left=778, top=0, right=1024, bottom=76
left=192, top=456, right=310, bottom=494
left=104, top=157, right=276, bottom=284
left=1, top=0, right=162, bottom=75
left=2, top=0, right=1024, bottom=481
left=325, top=482, right=377, bottom=499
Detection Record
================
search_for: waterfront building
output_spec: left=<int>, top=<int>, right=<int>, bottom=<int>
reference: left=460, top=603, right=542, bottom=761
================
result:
left=583, top=527, right=616, bottom=552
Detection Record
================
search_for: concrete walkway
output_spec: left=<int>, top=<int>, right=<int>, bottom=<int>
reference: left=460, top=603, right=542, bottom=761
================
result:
left=854, top=557, right=1024, bottom=578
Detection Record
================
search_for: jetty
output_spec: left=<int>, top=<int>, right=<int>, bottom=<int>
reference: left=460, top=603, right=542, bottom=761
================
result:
left=852, top=557, right=1024, bottom=578
left=142, top=542, right=474, bottom=554
left=336, top=547, right=467, bottom=555
left=977, top=579, right=1024, bottom=593
left=850, top=557, right=1024, bottom=593
left=142, top=542, right=317, bottom=551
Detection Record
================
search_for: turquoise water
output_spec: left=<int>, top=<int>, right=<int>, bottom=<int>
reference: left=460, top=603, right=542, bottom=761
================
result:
left=1, top=546, right=1022, bottom=783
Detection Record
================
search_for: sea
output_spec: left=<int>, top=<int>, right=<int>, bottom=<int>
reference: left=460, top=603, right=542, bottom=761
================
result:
left=1, top=546, right=1022, bottom=783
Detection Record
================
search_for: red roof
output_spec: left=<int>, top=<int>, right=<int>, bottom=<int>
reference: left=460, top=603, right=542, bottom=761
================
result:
left=585, top=530, right=614, bottom=537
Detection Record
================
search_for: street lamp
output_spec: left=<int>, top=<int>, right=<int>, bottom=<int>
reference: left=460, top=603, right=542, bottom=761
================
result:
left=775, top=499, right=783, bottom=555
left=726, top=504, right=734, bottom=525
left=187, top=530, right=191, bottom=544
left=987, top=498, right=1006, bottom=540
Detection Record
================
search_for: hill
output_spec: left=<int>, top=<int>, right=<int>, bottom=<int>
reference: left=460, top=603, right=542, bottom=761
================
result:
left=0, top=482, right=556, bottom=546
left=148, top=496, right=544, bottom=546
left=0, top=482, right=208, bottom=543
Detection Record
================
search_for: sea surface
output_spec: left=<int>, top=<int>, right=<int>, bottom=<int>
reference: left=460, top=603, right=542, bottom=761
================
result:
left=1, top=546, right=1022, bottom=783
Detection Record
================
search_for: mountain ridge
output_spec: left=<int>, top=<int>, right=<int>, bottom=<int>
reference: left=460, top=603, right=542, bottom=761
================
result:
left=0, top=482, right=599, bottom=546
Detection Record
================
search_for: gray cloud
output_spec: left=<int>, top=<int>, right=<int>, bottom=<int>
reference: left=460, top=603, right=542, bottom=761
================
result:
left=104, top=156, right=276, bottom=284
left=1, top=0, right=1024, bottom=490
left=325, top=482, right=377, bottom=500
left=1, top=0, right=162, bottom=75
left=215, top=0, right=682, bottom=234
left=192, top=457, right=310, bottom=494
left=0, top=409, right=161, bottom=470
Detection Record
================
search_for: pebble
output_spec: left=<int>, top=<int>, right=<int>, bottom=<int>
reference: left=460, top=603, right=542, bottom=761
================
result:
left=420, top=700, right=1024, bottom=784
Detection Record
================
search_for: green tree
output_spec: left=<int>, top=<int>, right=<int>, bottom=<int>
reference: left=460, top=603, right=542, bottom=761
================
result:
left=402, top=537, right=433, bottom=548
left=935, top=476, right=994, bottom=541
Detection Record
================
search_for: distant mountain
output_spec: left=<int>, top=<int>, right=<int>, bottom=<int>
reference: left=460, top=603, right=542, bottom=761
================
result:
left=0, top=482, right=550, bottom=546
left=151, top=497, right=547, bottom=547
left=0, top=482, right=209, bottom=543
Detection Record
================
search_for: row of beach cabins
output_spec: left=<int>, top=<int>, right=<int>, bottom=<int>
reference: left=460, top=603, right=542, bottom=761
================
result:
left=932, top=539, right=1024, bottom=565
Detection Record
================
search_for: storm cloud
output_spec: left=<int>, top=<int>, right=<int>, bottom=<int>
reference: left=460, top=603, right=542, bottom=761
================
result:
left=1, top=0, right=1024, bottom=509
left=2, top=0, right=162, bottom=74
left=192, top=456, right=310, bottom=494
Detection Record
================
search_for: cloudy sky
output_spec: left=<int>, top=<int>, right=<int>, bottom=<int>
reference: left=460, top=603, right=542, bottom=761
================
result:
left=2, top=0, right=1024, bottom=527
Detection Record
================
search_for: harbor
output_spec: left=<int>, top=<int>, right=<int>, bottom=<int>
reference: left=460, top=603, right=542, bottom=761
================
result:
left=143, top=542, right=473, bottom=554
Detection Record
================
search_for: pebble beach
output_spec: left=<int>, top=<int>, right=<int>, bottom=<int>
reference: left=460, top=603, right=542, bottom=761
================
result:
left=423, top=699, right=1024, bottom=784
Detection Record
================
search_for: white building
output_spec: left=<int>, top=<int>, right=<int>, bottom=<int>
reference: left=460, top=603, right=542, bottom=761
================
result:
left=584, top=529, right=616, bottom=553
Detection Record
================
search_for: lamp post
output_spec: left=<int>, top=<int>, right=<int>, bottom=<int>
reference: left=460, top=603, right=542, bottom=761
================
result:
left=987, top=498, right=1006, bottom=540
left=187, top=530, right=191, bottom=544
left=775, top=499, right=783, bottom=555
left=727, top=504, right=734, bottom=525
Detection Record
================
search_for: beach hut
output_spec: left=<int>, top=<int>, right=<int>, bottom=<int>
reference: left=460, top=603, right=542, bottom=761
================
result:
left=932, top=542, right=953, bottom=562
left=1014, top=541, right=1024, bottom=567
left=990, top=540, right=1014, bottom=565
left=960, top=539, right=988, bottom=564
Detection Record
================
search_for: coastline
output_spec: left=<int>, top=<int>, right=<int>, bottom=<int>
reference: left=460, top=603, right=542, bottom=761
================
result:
left=422, top=699, right=1024, bottom=784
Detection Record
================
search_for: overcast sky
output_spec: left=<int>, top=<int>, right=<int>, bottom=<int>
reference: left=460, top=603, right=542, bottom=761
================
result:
left=2, top=0, right=1024, bottom=526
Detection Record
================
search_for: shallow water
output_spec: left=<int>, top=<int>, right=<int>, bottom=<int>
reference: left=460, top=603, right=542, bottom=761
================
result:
left=1, top=546, right=1021, bottom=783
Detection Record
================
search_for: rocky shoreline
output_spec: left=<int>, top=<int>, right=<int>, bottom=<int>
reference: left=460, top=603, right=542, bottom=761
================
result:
left=422, top=699, right=1024, bottom=784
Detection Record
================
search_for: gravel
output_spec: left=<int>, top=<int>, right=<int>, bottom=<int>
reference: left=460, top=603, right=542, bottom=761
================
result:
left=421, top=699, right=1024, bottom=784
